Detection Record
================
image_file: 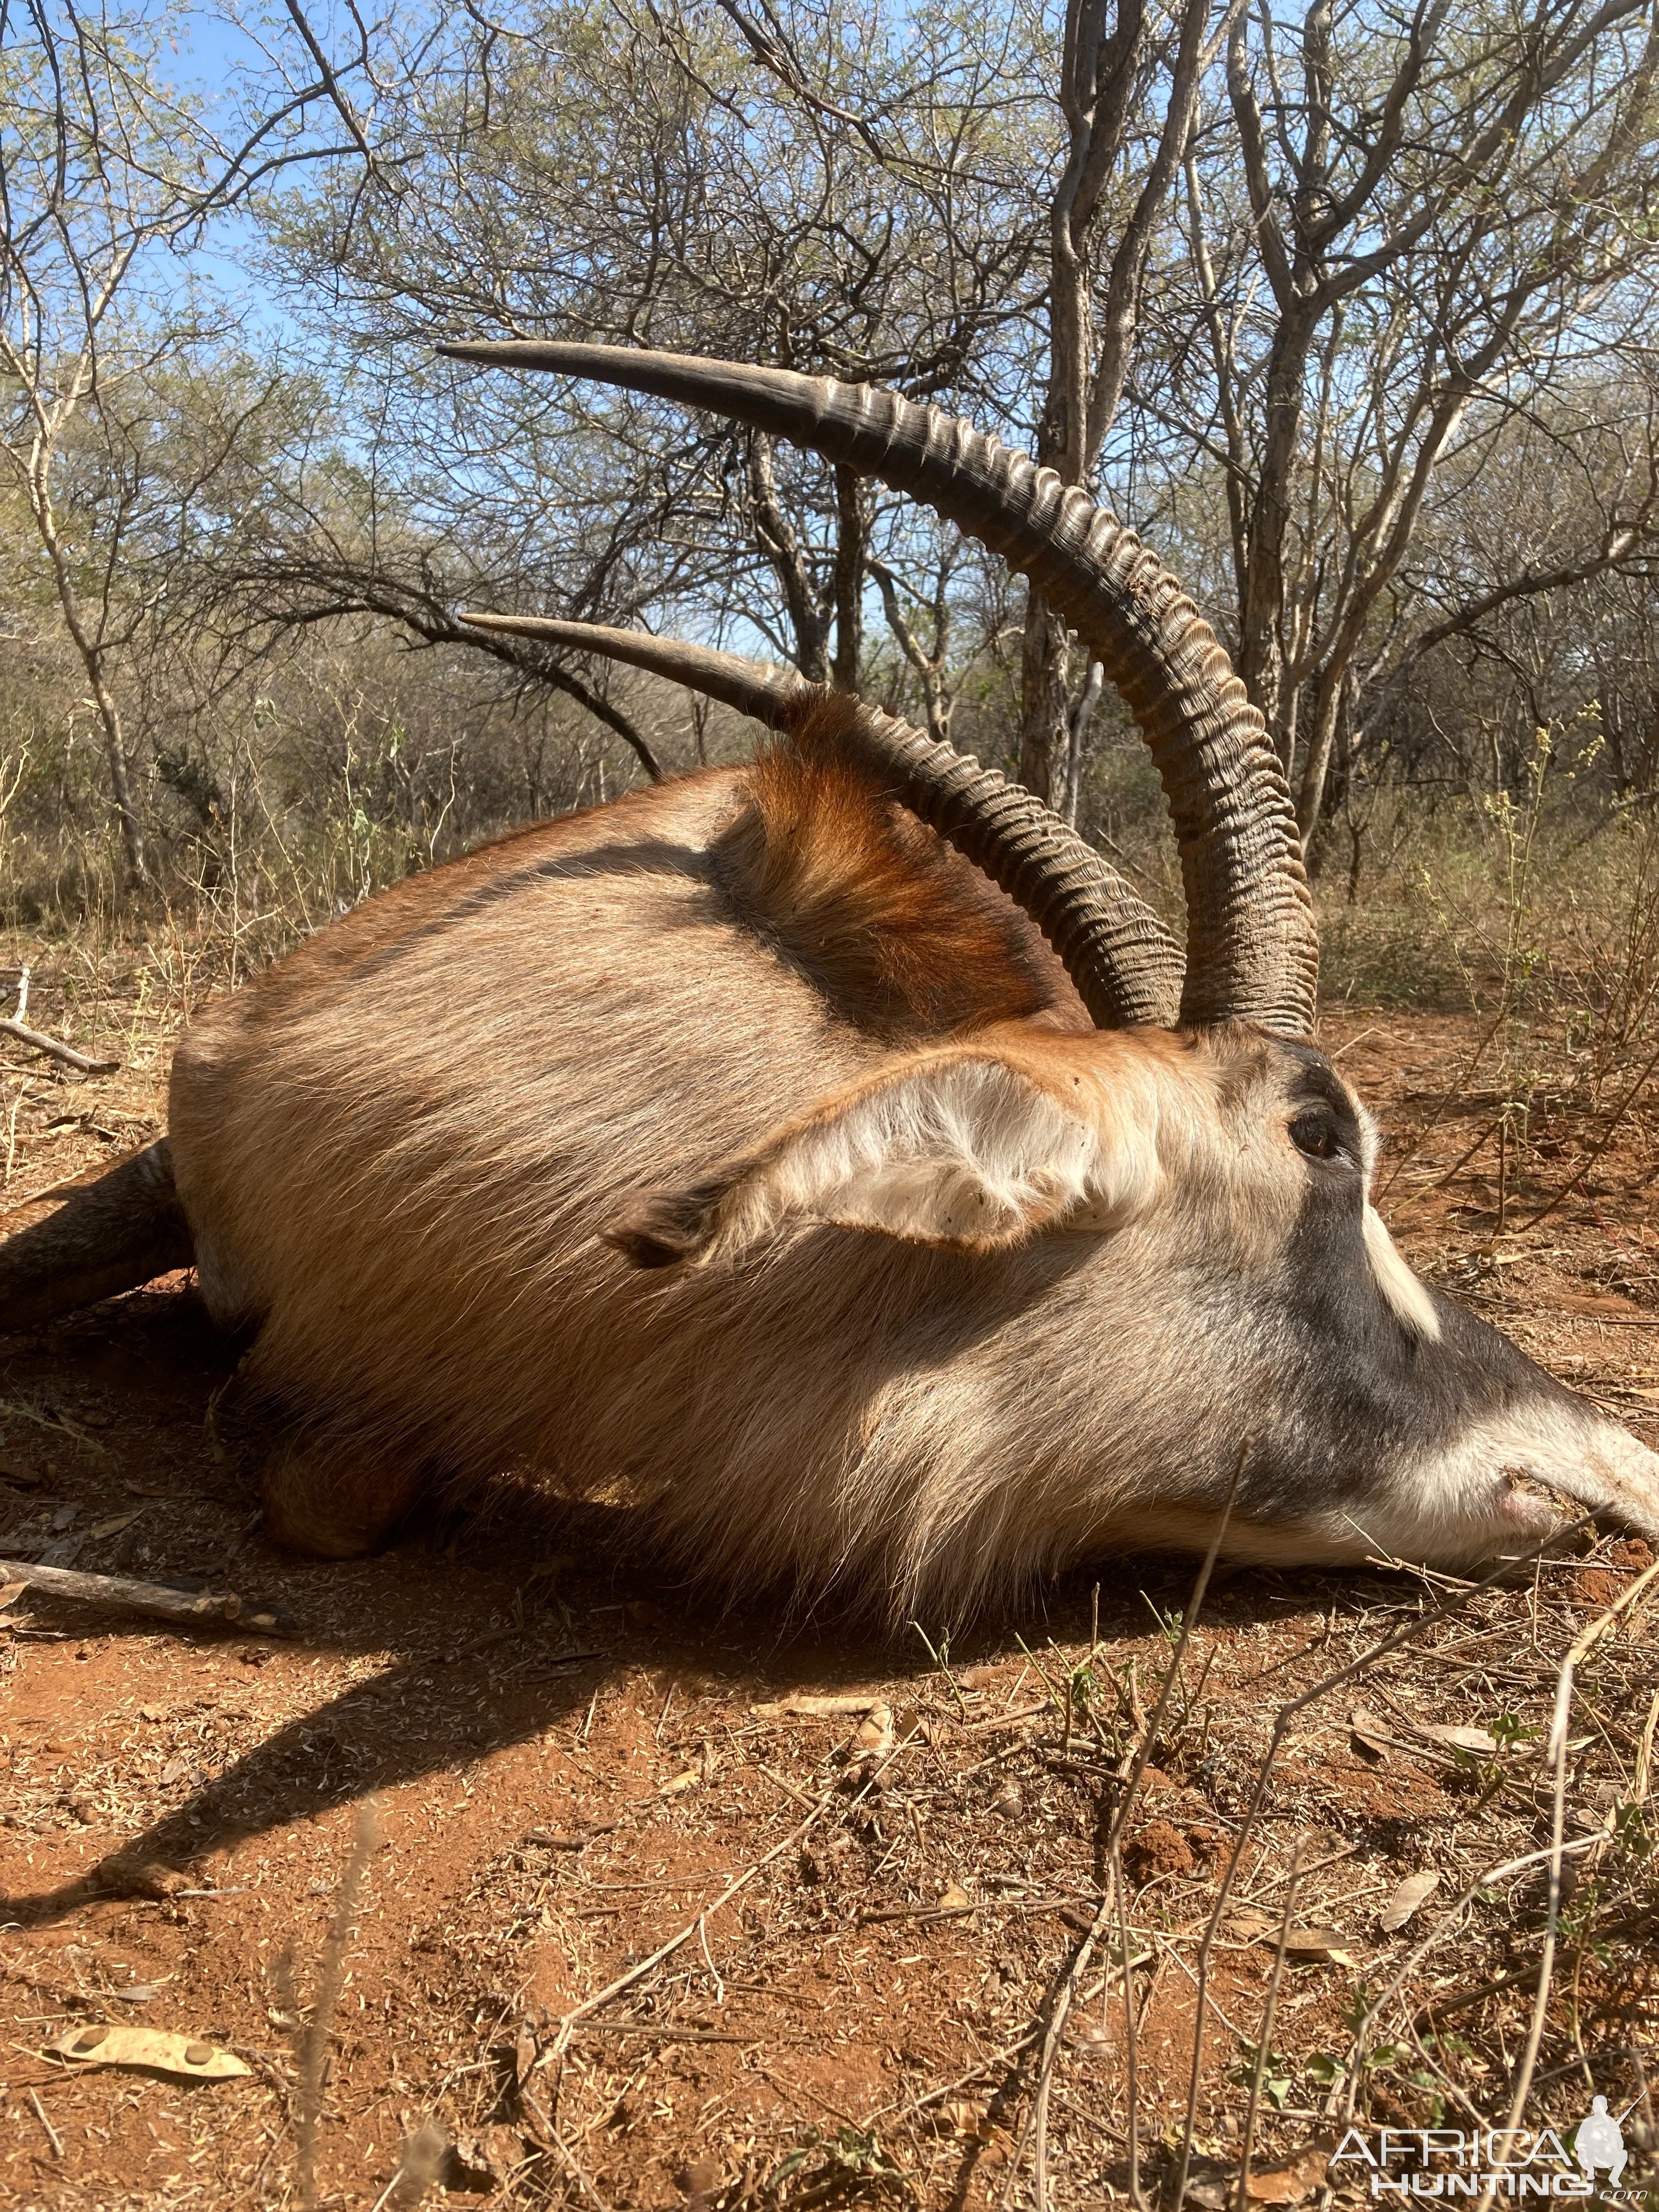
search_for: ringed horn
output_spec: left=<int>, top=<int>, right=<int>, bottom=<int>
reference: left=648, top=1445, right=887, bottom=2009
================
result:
left=439, top=338, right=1319, bottom=1036
left=458, top=611, right=1182, bottom=1029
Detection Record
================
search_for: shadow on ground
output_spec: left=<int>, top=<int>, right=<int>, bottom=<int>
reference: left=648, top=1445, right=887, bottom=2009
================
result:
left=1, top=1281, right=1352, bottom=1931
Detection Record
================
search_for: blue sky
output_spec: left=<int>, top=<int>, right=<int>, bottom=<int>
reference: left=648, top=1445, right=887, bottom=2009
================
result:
left=154, top=5, right=351, bottom=340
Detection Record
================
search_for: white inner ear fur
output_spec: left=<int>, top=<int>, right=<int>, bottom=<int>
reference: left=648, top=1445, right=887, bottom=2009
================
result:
left=712, top=1054, right=1161, bottom=1258
left=1363, top=1202, right=1442, bottom=1341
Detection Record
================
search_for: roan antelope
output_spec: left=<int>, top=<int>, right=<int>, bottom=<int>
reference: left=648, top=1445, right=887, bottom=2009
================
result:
left=3, top=341, right=1656, bottom=1622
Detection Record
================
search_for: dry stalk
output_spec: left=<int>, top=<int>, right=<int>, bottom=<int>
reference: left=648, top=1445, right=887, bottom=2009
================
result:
left=1235, top=1842, right=1305, bottom=2212
left=296, top=1799, right=382, bottom=2211
left=1340, top=1829, right=1608, bottom=2115
left=518, top=2072, right=613, bottom=2210
left=1113, top=1828, right=1146, bottom=2211
left=1017, top=1447, right=1244, bottom=2212
left=1170, top=1514, right=1600, bottom=2212
left=1521, top=1037, right=1659, bottom=1229
left=549, top=1728, right=924, bottom=2058
left=1472, top=1555, right=1659, bottom=2210
left=26, top=2085, right=62, bottom=2158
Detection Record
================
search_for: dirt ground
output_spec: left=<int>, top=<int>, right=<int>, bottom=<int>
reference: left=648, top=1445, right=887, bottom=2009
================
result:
left=0, top=967, right=1656, bottom=2211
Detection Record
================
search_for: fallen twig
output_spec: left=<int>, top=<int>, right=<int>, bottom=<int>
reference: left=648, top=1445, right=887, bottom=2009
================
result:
left=26, top=2086, right=62, bottom=2158
left=0, top=1016, right=119, bottom=1075
left=0, top=1557, right=294, bottom=1635
left=1171, top=1510, right=1600, bottom=2212
left=962, top=1700, right=1050, bottom=1734
left=572, top=2021, right=815, bottom=2044
left=1521, top=1037, right=1659, bottom=1230
left=856, top=1892, right=1093, bottom=1928
left=296, top=1803, right=380, bottom=2211
left=1236, top=1842, right=1305, bottom=2212
left=552, top=1785, right=841, bottom=2054
left=1021, top=1449, right=1244, bottom=2212
left=1476, top=1554, right=1659, bottom=2211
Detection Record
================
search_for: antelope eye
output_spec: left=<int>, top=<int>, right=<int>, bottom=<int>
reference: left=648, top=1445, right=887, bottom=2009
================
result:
left=1289, top=1111, right=1340, bottom=1161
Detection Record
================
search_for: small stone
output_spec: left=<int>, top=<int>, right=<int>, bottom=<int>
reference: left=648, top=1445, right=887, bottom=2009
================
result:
left=184, top=2041, right=213, bottom=2066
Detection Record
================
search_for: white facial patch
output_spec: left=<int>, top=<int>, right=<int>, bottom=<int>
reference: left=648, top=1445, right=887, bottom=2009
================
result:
left=1365, top=1396, right=1659, bottom=1566
left=1362, top=1203, right=1441, bottom=1341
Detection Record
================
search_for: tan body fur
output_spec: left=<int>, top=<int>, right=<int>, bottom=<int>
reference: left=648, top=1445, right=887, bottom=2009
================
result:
left=167, top=708, right=1659, bottom=1615
left=173, top=731, right=1109, bottom=1608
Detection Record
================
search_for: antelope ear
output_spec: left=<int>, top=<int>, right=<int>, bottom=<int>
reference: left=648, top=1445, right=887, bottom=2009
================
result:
left=605, top=1045, right=1155, bottom=1269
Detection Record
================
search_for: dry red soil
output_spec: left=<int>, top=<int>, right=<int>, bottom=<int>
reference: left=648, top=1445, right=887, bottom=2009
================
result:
left=0, top=984, right=1655, bottom=2210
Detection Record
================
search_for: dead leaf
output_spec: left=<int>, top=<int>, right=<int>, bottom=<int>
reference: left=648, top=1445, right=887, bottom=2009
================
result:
left=847, top=1703, right=895, bottom=1764
left=0, top=1580, right=26, bottom=1610
left=659, top=1768, right=701, bottom=1796
left=1281, top=1926, right=1350, bottom=1959
left=1348, top=1706, right=1390, bottom=1762
left=1228, top=1917, right=1350, bottom=1959
left=1418, top=1723, right=1498, bottom=1755
left=1223, top=1909, right=1275, bottom=1940
left=932, top=2097, right=990, bottom=2137
left=1185, top=2172, right=1232, bottom=2209
left=1244, top=2143, right=1331, bottom=2203
left=47, top=2024, right=249, bottom=2080
left=445, top=2132, right=514, bottom=2190
left=750, top=1692, right=883, bottom=1719
left=87, top=1509, right=140, bottom=1541
left=938, top=1881, right=972, bottom=1912
left=1380, top=1869, right=1442, bottom=1932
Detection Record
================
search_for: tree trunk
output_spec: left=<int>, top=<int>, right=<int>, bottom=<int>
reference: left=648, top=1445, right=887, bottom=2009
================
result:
left=1061, top=659, right=1105, bottom=825
left=26, top=462, right=150, bottom=891
left=748, top=433, right=830, bottom=682
left=101, top=710, right=148, bottom=890
left=831, top=466, right=866, bottom=692
left=1295, top=654, right=1349, bottom=841
left=1018, top=597, right=1072, bottom=799
left=1236, top=306, right=1317, bottom=760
